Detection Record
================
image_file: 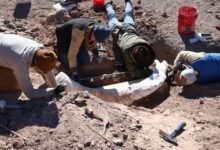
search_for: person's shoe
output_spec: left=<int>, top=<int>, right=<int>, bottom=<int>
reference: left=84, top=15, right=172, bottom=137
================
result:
left=104, top=0, right=113, bottom=8
left=125, top=0, right=131, bottom=3
left=125, top=0, right=132, bottom=5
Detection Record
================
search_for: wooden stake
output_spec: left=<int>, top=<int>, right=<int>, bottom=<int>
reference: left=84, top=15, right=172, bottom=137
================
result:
left=0, top=124, right=29, bottom=141
left=87, top=125, right=113, bottom=145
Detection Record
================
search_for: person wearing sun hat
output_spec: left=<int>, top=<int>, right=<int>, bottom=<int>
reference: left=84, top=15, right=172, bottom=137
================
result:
left=172, top=50, right=220, bottom=85
left=55, top=18, right=111, bottom=78
left=0, top=34, right=66, bottom=99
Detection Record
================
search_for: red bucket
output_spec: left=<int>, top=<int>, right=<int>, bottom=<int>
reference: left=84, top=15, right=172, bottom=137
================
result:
left=177, top=6, right=198, bottom=34
left=92, top=0, right=105, bottom=7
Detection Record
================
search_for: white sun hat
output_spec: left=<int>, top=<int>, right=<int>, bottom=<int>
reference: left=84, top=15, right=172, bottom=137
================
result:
left=180, top=68, right=197, bottom=85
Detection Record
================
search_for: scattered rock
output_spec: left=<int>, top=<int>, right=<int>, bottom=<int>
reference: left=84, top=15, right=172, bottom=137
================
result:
left=49, top=130, right=54, bottom=134
left=134, top=6, right=141, bottom=10
left=75, top=98, right=87, bottom=106
left=112, top=133, right=119, bottom=137
left=129, top=121, right=142, bottom=131
left=130, top=123, right=137, bottom=130
left=198, top=112, right=204, bottom=116
left=135, top=11, right=143, bottom=16
left=43, top=40, right=55, bottom=47
left=35, top=139, right=41, bottom=143
left=113, top=138, right=124, bottom=146
left=77, top=143, right=83, bottom=150
left=84, top=140, right=91, bottom=147
left=12, top=140, right=25, bottom=149
left=120, top=127, right=125, bottom=132
left=136, top=123, right=142, bottom=129
left=161, top=10, right=168, bottom=18
left=90, top=140, right=95, bottom=146
left=0, top=26, right=6, bottom=32
left=199, top=100, right=204, bottom=104
left=4, top=20, right=16, bottom=30
left=81, top=91, right=90, bottom=99
left=216, top=14, right=220, bottom=20
left=123, top=134, right=128, bottom=140
left=133, top=143, right=147, bottom=150
left=210, top=2, right=215, bottom=6
left=31, top=27, right=40, bottom=32
left=163, top=109, right=171, bottom=116
left=195, top=126, right=205, bottom=131
left=17, top=26, right=27, bottom=32
left=196, top=120, right=206, bottom=124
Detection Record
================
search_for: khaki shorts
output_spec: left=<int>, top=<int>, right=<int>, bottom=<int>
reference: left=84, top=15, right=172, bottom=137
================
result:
left=0, top=67, right=21, bottom=92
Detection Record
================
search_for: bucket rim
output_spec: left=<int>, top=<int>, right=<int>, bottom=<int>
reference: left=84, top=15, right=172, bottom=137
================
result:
left=178, top=6, right=198, bottom=17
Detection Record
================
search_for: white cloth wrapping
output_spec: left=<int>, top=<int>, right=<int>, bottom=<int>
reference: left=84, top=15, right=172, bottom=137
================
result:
left=56, top=60, right=168, bottom=105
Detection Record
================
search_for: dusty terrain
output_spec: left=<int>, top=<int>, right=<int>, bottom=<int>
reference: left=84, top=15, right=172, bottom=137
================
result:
left=0, top=0, right=220, bottom=149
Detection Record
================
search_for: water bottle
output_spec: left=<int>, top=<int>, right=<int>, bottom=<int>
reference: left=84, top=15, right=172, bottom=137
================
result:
left=16, top=0, right=31, bottom=4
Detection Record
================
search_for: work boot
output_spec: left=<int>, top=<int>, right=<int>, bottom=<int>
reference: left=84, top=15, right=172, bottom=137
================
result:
left=104, top=0, right=113, bottom=8
left=125, top=0, right=132, bottom=6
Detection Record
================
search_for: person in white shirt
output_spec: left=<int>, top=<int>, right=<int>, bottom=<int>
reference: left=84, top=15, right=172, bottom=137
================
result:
left=0, top=34, right=66, bottom=99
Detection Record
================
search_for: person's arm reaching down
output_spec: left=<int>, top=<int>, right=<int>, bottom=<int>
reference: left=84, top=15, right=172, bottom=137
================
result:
left=13, top=62, right=55, bottom=99
left=174, top=51, right=205, bottom=66
left=68, top=28, right=85, bottom=71
left=42, top=70, right=57, bottom=87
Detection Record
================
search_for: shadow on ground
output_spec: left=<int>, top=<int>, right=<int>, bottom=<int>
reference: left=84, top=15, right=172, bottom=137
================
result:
left=132, top=84, right=170, bottom=109
left=179, top=34, right=220, bottom=52
left=179, top=82, right=220, bottom=99
left=0, top=98, right=59, bottom=135
left=13, top=2, right=31, bottom=19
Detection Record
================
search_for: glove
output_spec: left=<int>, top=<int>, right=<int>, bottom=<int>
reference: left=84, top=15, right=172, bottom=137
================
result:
left=54, top=83, right=67, bottom=95
left=91, top=47, right=99, bottom=57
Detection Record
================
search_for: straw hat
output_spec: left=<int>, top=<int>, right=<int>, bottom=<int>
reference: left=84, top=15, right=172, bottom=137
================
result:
left=33, top=49, right=58, bottom=73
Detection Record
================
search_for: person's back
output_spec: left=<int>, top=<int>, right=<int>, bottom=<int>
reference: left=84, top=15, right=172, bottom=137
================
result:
left=105, top=0, right=155, bottom=79
left=55, top=18, right=111, bottom=78
left=0, top=34, right=66, bottom=99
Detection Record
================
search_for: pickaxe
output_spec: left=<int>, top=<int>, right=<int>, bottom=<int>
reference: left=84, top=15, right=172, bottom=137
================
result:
left=85, top=107, right=110, bottom=134
left=159, top=122, right=186, bottom=146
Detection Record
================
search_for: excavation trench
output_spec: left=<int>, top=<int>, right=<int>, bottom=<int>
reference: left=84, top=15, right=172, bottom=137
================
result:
left=74, top=35, right=177, bottom=107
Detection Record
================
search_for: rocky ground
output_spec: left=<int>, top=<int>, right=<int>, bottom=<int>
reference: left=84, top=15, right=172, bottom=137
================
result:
left=0, top=0, right=220, bottom=149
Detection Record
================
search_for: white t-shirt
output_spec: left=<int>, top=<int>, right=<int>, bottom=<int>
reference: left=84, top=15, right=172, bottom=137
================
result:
left=0, top=34, right=57, bottom=99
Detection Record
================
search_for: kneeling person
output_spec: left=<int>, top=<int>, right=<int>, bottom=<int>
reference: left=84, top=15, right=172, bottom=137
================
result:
left=0, top=34, right=66, bottom=99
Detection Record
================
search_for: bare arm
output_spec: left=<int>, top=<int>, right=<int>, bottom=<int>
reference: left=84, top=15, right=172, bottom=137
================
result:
left=42, top=70, right=57, bottom=87
left=13, top=62, right=55, bottom=99
left=68, top=28, right=85, bottom=70
left=174, top=51, right=205, bottom=66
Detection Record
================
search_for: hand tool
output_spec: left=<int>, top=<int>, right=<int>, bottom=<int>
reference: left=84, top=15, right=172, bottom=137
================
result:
left=85, top=107, right=110, bottom=134
left=159, top=122, right=186, bottom=146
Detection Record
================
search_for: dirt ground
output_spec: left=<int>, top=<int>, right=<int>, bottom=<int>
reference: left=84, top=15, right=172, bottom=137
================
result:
left=0, top=0, right=220, bottom=149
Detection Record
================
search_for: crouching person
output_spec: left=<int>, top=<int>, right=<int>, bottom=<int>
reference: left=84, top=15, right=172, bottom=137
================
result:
left=55, top=18, right=111, bottom=79
left=0, top=34, right=66, bottom=99
left=171, top=51, right=220, bottom=85
left=104, top=0, right=156, bottom=79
